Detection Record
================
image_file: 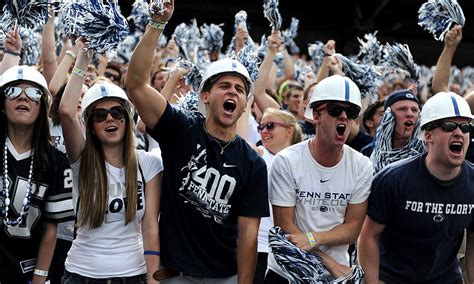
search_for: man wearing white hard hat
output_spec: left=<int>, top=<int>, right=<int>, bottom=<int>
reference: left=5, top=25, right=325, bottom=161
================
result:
left=265, top=75, right=373, bottom=282
left=358, top=92, right=474, bottom=283
left=125, top=2, right=269, bottom=283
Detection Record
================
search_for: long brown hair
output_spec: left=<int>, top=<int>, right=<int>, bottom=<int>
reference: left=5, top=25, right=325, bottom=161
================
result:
left=0, top=81, right=51, bottom=184
left=78, top=99, right=138, bottom=229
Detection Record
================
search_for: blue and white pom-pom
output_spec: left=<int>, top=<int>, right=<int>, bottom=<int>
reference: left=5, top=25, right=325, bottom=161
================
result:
left=200, top=23, right=224, bottom=53
left=282, top=17, right=300, bottom=54
left=308, top=41, right=325, bottom=70
left=172, top=23, right=191, bottom=60
left=461, top=67, right=474, bottom=94
left=56, top=0, right=76, bottom=38
left=263, top=0, right=282, bottom=31
left=64, top=0, right=129, bottom=54
left=257, top=34, right=268, bottom=60
left=357, top=31, right=382, bottom=65
left=128, top=0, right=149, bottom=32
left=188, top=18, right=201, bottom=56
left=115, top=31, right=141, bottom=64
left=174, top=58, right=204, bottom=93
left=418, top=0, right=465, bottom=41
left=1, top=0, right=49, bottom=30
left=158, top=33, right=168, bottom=48
left=294, top=60, right=314, bottom=86
left=149, top=0, right=169, bottom=15
left=269, top=227, right=333, bottom=283
left=382, top=43, right=420, bottom=82
left=19, top=28, right=42, bottom=65
left=176, top=90, right=204, bottom=120
left=336, top=54, right=380, bottom=102
left=0, top=30, right=6, bottom=50
left=226, top=10, right=254, bottom=56
left=236, top=44, right=260, bottom=83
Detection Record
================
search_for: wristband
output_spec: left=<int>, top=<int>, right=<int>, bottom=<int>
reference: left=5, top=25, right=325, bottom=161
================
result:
left=72, top=67, right=87, bottom=78
left=306, top=232, right=317, bottom=248
left=4, top=49, right=21, bottom=57
left=65, top=50, right=77, bottom=60
left=33, top=269, right=49, bottom=277
left=144, top=250, right=161, bottom=256
left=148, top=20, right=167, bottom=30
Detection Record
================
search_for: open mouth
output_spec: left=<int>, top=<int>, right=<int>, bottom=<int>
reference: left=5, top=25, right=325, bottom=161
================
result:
left=223, top=100, right=236, bottom=113
left=404, top=121, right=414, bottom=127
left=449, top=141, right=463, bottom=154
left=15, top=105, right=29, bottom=111
left=336, top=124, right=346, bottom=136
left=105, top=126, right=118, bottom=133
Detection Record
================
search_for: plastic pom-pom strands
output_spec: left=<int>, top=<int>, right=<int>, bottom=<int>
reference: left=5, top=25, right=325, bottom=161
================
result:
left=418, top=0, right=465, bottom=41
left=263, top=0, right=282, bottom=31
left=63, top=0, right=129, bottom=54
left=1, top=0, right=49, bottom=30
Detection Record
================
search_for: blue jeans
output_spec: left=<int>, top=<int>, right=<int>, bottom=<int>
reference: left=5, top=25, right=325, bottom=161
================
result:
left=61, top=270, right=147, bottom=284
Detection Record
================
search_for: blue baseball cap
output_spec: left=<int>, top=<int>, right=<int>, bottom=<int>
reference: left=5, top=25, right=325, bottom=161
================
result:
left=384, top=89, right=420, bottom=110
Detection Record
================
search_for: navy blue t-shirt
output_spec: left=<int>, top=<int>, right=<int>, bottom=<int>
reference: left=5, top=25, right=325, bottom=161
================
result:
left=147, top=104, right=269, bottom=278
left=368, top=153, right=474, bottom=283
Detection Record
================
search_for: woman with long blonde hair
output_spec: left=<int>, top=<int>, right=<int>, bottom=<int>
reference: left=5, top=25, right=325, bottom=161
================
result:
left=59, top=46, right=163, bottom=283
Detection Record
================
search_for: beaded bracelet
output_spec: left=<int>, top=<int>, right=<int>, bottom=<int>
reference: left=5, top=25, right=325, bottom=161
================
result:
left=306, top=232, right=317, bottom=249
left=4, top=49, right=21, bottom=57
left=65, top=50, right=77, bottom=60
left=148, top=20, right=167, bottom=30
left=72, top=67, right=87, bottom=78
left=144, top=250, right=161, bottom=256
left=33, top=269, right=49, bottom=277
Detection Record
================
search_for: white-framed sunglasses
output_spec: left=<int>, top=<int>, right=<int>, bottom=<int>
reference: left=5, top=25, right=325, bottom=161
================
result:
left=4, top=86, right=43, bottom=102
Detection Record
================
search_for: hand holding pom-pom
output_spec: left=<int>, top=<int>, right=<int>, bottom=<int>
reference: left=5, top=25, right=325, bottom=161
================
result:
left=444, top=25, right=462, bottom=48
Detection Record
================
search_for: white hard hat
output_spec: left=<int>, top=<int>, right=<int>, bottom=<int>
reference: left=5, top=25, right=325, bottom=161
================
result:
left=0, top=65, right=52, bottom=105
left=198, top=58, right=253, bottom=97
left=420, top=92, right=473, bottom=129
left=81, top=82, right=132, bottom=121
left=304, top=75, right=361, bottom=120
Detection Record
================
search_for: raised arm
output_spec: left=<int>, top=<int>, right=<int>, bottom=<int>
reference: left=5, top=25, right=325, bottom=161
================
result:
left=59, top=45, right=89, bottom=163
left=160, top=66, right=188, bottom=102
left=315, top=40, right=337, bottom=83
left=0, top=28, right=22, bottom=74
left=40, top=11, right=58, bottom=84
left=49, top=39, right=84, bottom=97
left=432, top=25, right=462, bottom=94
left=125, top=0, right=174, bottom=129
left=253, top=31, right=282, bottom=112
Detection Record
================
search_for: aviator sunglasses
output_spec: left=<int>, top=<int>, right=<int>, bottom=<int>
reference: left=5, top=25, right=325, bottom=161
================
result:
left=4, top=86, right=43, bottom=102
left=316, top=103, right=360, bottom=120
left=90, top=106, right=127, bottom=122
left=428, top=121, right=472, bottom=134
left=257, top=121, right=289, bottom=133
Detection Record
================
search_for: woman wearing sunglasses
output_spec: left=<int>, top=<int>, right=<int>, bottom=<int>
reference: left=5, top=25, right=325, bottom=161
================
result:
left=0, top=65, right=75, bottom=283
left=59, top=49, right=163, bottom=283
left=254, top=108, right=302, bottom=283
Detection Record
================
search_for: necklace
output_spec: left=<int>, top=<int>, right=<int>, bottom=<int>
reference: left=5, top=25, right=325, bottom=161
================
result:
left=203, top=123, right=237, bottom=154
left=1, top=138, right=34, bottom=227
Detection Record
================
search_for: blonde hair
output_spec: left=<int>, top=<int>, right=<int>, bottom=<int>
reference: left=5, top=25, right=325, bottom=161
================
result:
left=263, top=108, right=303, bottom=145
left=78, top=100, right=138, bottom=229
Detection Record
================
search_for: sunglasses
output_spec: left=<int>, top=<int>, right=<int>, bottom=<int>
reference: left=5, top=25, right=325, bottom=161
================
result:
left=429, top=121, right=472, bottom=134
left=257, top=121, right=289, bottom=133
left=104, top=72, right=121, bottom=82
left=4, top=86, right=43, bottom=102
left=319, top=103, right=360, bottom=120
left=90, top=106, right=127, bottom=122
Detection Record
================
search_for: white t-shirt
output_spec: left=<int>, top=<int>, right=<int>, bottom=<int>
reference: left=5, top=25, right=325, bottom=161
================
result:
left=65, top=150, right=163, bottom=278
left=268, top=141, right=372, bottom=277
left=257, top=147, right=274, bottom=253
